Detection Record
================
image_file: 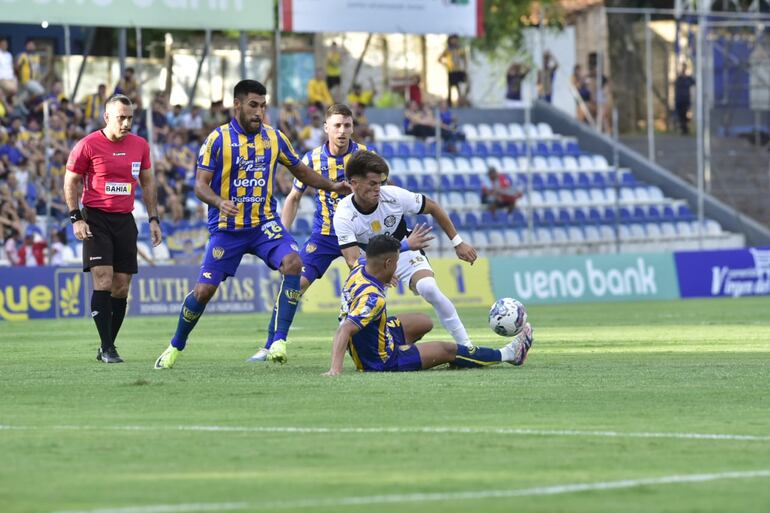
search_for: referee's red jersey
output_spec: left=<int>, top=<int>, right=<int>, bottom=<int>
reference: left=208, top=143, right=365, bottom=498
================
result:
left=66, top=130, right=151, bottom=213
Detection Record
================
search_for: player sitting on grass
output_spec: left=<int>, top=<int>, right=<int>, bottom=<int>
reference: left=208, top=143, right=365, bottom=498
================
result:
left=324, top=234, right=533, bottom=375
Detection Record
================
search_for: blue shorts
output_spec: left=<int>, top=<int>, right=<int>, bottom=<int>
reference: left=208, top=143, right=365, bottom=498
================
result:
left=382, top=317, right=422, bottom=372
left=199, top=221, right=299, bottom=285
left=300, top=232, right=342, bottom=282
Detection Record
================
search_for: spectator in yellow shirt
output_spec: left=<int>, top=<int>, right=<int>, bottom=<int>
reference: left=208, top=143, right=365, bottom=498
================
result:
left=325, top=42, right=342, bottom=94
left=307, top=69, right=333, bottom=110
left=347, top=80, right=375, bottom=108
left=438, top=34, right=468, bottom=107
left=15, top=40, right=40, bottom=87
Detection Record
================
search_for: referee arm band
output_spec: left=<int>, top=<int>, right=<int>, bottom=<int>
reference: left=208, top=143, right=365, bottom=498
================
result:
left=69, top=209, right=83, bottom=224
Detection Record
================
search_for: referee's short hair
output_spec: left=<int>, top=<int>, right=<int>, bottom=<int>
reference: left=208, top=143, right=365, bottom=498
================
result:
left=365, top=234, right=400, bottom=260
left=345, top=150, right=389, bottom=181
left=106, top=94, right=133, bottom=108
left=234, top=80, right=267, bottom=101
left=326, top=103, right=353, bottom=119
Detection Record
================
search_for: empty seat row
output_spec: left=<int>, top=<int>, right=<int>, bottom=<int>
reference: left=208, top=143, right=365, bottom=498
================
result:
left=372, top=139, right=580, bottom=159
left=455, top=220, right=723, bottom=249
left=386, top=154, right=612, bottom=176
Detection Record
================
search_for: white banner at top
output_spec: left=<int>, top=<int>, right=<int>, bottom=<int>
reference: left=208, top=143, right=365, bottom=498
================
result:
left=283, top=0, right=483, bottom=37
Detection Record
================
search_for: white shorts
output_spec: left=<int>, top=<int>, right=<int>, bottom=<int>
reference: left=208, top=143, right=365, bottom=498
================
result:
left=396, top=250, right=433, bottom=289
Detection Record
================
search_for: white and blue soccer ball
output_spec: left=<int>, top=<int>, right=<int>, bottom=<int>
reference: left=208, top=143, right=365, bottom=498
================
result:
left=488, top=297, right=527, bottom=337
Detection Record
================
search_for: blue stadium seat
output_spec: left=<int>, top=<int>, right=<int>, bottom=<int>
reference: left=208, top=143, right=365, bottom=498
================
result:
left=489, top=142, right=505, bottom=158
left=647, top=205, right=661, bottom=221
left=494, top=210, right=509, bottom=227
left=531, top=173, right=545, bottom=190
left=677, top=205, right=695, bottom=221
left=481, top=210, right=497, bottom=228
left=405, top=176, right=420, bottom=191
left=421, top=175, right=436, bottom=192
left=505, top=141, right=520, bottom=157
left=439, top=175, right=452, bottom=191
left=573, top=208, right=588, bottom=225
left=415, top=214, right=430, bottom=226
left=545, top=173, right=560, bottom=189
left=542, top=208, right=557, bottom=225
left=467, top=174, right=482, bottom=191
left=473, top=142, right=489, bottom=158
left=396, top=142, right=411, bottom=159
left=389, top=175, right=404, bottom=188
left=603, top=207, right=618, bottom=224
left=295, top=218, right=311, bottom=234
left=561, top=173, right=576, bottom=189
left=606, top=169, right=618, bottom=185
left=620, top=171, right=637, bottom=187
left=565, top=141, right=580, bottom=157
left=662, top=205, right=677, bottom=222
left=588, top=208, right=602, bottom=224
left=458, top=141, right=474, bottom=157
left=511, top=210, right=526, bottom=227
left=577, top=172, right=591, bottom=189
left=380, top=142, right=395, bottom=159
left=632, top=206, right=647, bottom=223
left=412, top=141, right=427, bottom=158
left=449, top=211, right=463, bottom=229
left=618, top=207, right=633, bottom=224
left=532, top=210, right=544, bottom=226
left=536, top=142, right=550, bottom=157
left=464, top=212, right=479, bottom=230
left=451, top=175, right=467, bottom=191
left=550, top=141, right=565, bottom=157
left=557, top=208, right=571, bottom=225
left=591, top=172, right=607, bottom=188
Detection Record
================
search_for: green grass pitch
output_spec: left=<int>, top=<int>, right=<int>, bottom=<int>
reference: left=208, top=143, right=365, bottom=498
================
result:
left=1, top=297, right=770, bottom=513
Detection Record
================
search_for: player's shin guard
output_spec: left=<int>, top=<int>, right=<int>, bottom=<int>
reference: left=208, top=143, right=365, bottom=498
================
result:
left=451, top=345, right=502, bottom=368
left=91, top=290, right=113, bottom=350
left=171, top=292, right=206, bottom=350
left=264, top=305, right=278, bottom=349
left=415, top=277, right=473, bottom=346
left=272, top=274, right=301, bottom=342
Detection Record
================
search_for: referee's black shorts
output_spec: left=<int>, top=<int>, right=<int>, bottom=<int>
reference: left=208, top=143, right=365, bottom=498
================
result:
left=82, top=206, right=138, bottom=274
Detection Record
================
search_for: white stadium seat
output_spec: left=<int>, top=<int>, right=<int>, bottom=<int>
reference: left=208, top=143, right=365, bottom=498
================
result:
left=477, top=123, right=495, bottom=140
left=508, top=123, right=525, bottom=140
left=454, top=157, right=472, bottom=173
left=462, top=124, right=480, bottom=141
left=371, top=124, right=386, bottom=141
left=493, top=123, right=510, bottom=139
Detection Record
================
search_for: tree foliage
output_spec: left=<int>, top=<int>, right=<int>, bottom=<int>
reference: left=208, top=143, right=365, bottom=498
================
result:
left=471, top=0, right=562, bottom=58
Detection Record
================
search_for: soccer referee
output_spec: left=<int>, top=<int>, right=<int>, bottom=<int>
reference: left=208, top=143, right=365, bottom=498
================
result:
left=64, top=94, right=162, bottom=363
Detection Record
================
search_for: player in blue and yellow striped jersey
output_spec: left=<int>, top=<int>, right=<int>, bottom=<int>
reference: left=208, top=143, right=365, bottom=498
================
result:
left=324, top=235, right=534, bottom=375
left=154, top=80, right=351, bottom=369
left=245, top=105, right=370, bottom=361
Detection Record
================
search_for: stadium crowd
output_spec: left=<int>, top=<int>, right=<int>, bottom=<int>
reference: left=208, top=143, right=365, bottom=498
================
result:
left=0, top=37, right=532, bottom=267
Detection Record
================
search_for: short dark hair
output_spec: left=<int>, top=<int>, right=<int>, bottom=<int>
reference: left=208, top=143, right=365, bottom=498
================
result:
left=366, top=234, right=400, bottom=260
left=326, top=103, right=353, bottom=119
left=345, top=150, right=389, bottom=180
left=234, top=80, right=267, bottom=102
left=106, top=94, right=133, bottom=108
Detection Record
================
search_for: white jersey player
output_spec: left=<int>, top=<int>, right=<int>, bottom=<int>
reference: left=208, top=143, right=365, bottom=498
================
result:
left=333, top=150, right=478, bottom=347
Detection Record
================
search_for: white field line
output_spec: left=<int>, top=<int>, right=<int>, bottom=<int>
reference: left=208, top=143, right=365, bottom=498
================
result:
left=3, top=424, right=770, bottom=442
left=50, top=470, right=770, bottom=513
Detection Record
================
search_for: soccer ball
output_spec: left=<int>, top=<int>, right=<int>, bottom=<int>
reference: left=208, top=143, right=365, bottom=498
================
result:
left=488, top=298, right=527, bottom=337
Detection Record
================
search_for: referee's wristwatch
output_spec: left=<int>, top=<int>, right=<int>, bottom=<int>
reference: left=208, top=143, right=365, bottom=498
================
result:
left=69, top=209, right=84, bottom=224
left=149, top=216, right=160, bottom=224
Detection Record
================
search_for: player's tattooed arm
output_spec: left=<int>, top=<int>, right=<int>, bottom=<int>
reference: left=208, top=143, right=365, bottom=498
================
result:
left=195, top=168, right=238, bottom=217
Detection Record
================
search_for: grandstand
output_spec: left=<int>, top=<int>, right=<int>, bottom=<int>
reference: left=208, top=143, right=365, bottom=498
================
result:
left=281, top=108, right=745, bottom=258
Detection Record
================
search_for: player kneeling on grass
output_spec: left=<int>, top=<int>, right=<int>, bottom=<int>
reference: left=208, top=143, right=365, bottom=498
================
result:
left=324, top=234, right=533, bottom=376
